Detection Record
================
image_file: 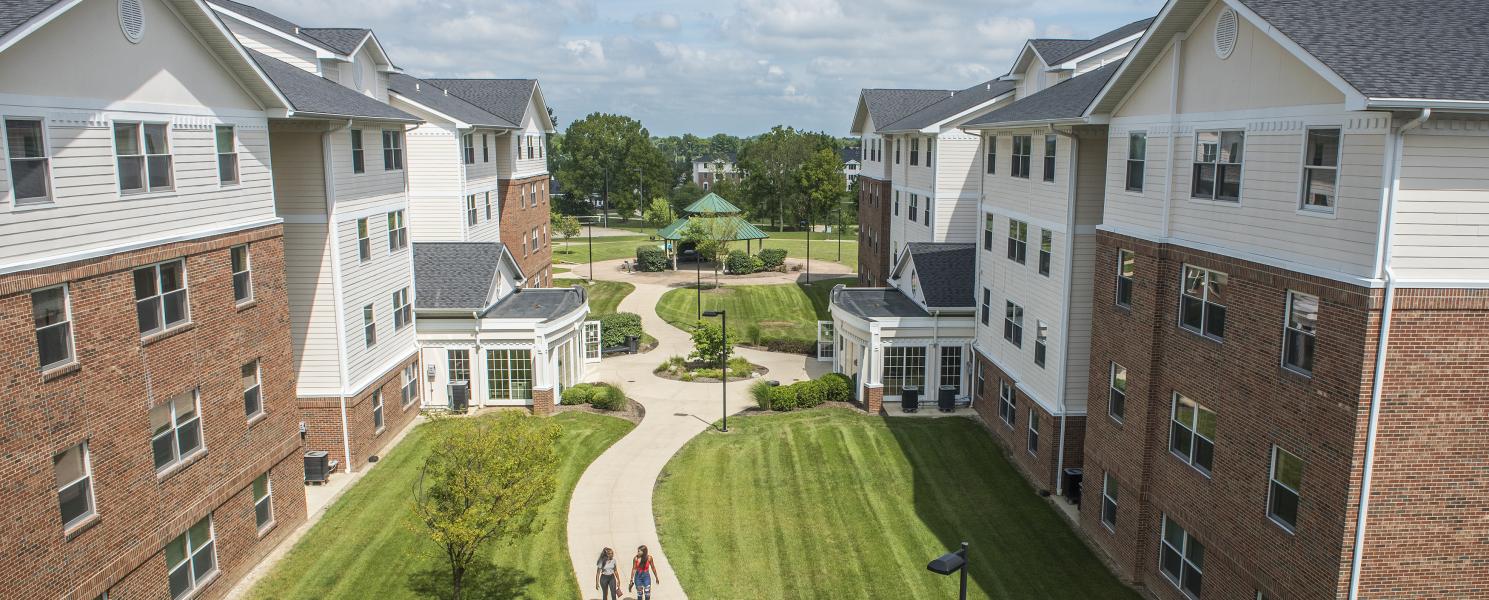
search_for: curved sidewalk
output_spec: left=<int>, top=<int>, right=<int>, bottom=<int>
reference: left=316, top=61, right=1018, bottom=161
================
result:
left=565, top=262, right=831, bottom=599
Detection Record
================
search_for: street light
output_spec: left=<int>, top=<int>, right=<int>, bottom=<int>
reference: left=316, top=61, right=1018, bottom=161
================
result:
left=927, top=542, right=969, bottom=600
left=702, top=309, right=728, bottom=433
left=696, top=252, right=703, bottom=320
left=587, top=215, right=595, bottom=282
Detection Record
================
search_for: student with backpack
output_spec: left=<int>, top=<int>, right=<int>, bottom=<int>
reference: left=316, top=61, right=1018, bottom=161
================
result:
left=628, top=545, right=661, bottom=599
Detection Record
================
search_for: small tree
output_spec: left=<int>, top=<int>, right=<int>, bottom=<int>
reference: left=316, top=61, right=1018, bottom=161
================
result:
left=689, top=320, right=734, bottom=366
left=643, top=197, right=673, bottom=229
left=681, top=217, right=732, bottom=287
left=552, top=213, right=582, bottom=242
left=411, top=413, right=561, bottom=600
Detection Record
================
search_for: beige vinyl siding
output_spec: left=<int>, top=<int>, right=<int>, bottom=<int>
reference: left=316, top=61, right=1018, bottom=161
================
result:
left=330, top=121, right=406, bottom=215
left=283, top=222, right=341, bottom=394
left=982, top=128, right=1072, bottom=227
left=1176, top=5, right=1344, bottom=114
left=1393, top=123, right=1489, bottom=282
left=1062, top=234, right=1098, bottom=414
left=336, top=214, right=417, bottom=389
left=466, top=128, right=502, bottom=185
left=1102, top=127, right=1169, bottom=233
left=268, top=129, right=325, bottom=215
left=1072, top=40, right=1138, bottom=75
left=511, top=95, right=549, bottom=178
left=1113, top=43, right=1175, bottom=118
left=403, top=124, right=464, bottom=242
left=975, top=213, right=1067, bottom=412
left=466, top=188, right=502, bottom=243
left=906, top=136, right=934, bottom=191
left=220, top=14, right=319, bottom=73
left=1074, top=130, right=1108, bottom=228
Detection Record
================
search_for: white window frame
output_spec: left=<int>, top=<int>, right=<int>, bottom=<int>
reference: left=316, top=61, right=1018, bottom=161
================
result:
left=1042, top=134, right=1056, bottom=182
left=1191, top=129, right=1244, bottom=202
left=484, top=191, right=493, bottom=220
left=387, top=210, right=407, bottom=252
left=1299, top=127, right=1341, bottom=214
left=1116, top=250, right=1135, bottom=307
left=1282, top=290, right=1318, bottom=375
left=984, top=134, right=996, bottom=175
left=881, top=346, right=926, bottom=397
left=382, top=129, right=404, bottom=170
left=401, top=362, right=419, bottom=407
left=482, top=134, right=490, bottom=162
left=372, top=389, right=385, bottom=432
left=54, top=441, right=95, bottom=529
left=134, top=259, right=190, bottom=336
left=1169, top=392, right=1215, bottom=476
left=1011, top=135, right=1031, bottom=178
left=32, top=284, right=75, bottom=371
left=242, top=360, right=263, bottom=419
left=1026, top=409, right=1039, bottom=455
left=165, top=517, right=217, bottom=599
left=1006, top=219, right=1027, bottom=264
left=1003, top=300, right=1023, bottom=347
left=1108, top=362, right=1127, bottom=422
left=231, top=244, right=253, bottom=305
left=1159, top=515, right=1204, bottom=599
left=252, top=472, right=274, bottom=531
left=350, top=129, right=365, bottom=174
left=215, top=125, right=238, bottom=185
left=357, top=218, right=371, bottom=261
left=1100, top=472, right=1118, bottom=531
left=462, top=133, right=475, bottom=165
left=1126, top=132, right=1146, bottom=192
left=997, top=380, right=1015, bottom=426
left=908, top=193, right=918, bottom=222
left=1267, top=445, right=1303, bottom=533
left=4, top=116, right=55, bottom=205
left=1033, top=320, right=1048, bottom=368
left=1179, top=265, right=1227, bottom=340
left=1038, top=229, right=1052, bottom=276
left=363, top=304, right=377, bottom=348
left=392, top=287, right=412, bottom=331
left=151, top=389, right=204, bottom=472
left=466, top=194, right=478, bottom=226
left=938, top=345, right=962, bottom=391
left=980, top=287, right=991, bottom=326
left=112, top=121, right=174, bottom=195
left=486, top=348, right=535, bottom=402
left=982, top=213, right=995, bottom=251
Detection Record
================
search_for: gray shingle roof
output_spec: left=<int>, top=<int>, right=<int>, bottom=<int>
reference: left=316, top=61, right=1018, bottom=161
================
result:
left=965, top=62, right=1121, bottom=127
left=840, top=147, right=860, bottom=163
left=387, top=73, right=516, bottom=128
left=878, top=79, right=1018, bottom=133
left=425, top=79, right=538, bottom=127
left=0, top=0, right=61, bottom=40
left=1029, top=39, right=1094, bottom=65
left=298, top=27, right=368, bottom=55
left=900, top=243, right=976, bottom=308
left=1238, top=0, right=1489, bottom=103
left=860, top=89, right=954, bottom=130
left=413, top=242, right=504, bottom=310
left=209, top=0, right=342, bottom=54
left=482, top=288, right=585, bottom=321
left=832, top=288, right=930, bottom=319
left=1043, top=18, right=1153, bottom=65
left=248, top=50, right=418, bottom=121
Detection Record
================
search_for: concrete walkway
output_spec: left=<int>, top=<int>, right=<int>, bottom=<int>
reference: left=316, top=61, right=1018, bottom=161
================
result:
left=565, top=261, right=832, bottom=600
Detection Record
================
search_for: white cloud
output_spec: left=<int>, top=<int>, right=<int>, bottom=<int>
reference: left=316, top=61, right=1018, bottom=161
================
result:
left=633, top=11, right=681, bottom=31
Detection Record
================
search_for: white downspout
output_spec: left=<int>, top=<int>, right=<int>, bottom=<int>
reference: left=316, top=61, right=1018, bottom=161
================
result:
left=324, top=119, right=356, bottom=473
left=1348, top=108, right=1429, bottom=599
left=1050, top=125, right=1079, bottom=496
left=931, top=309, right=941, bottom=395
left=1161, top=34, right=1184, bottom=238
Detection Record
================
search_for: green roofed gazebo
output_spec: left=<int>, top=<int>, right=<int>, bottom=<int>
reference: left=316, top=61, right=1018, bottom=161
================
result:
left=657, top=192, right=770, bottom=259
left=682, top=192, right=744, bottom=215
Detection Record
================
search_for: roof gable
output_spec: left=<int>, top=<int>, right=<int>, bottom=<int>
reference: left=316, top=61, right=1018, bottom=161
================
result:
left=414, top=242, right=520, bottom=310
left=890, top=243, right=976, bottom=309
left=387, top=73, right=515, bottom=128
left=878, top=78, right=1018, bottom=133
left=965, top=62, right=1121, bottom=128
left=249, top=49, right=417, bottom=121
left=427, top=79, right=552, bottom=132
left=851, top=88, right=954, bottom=134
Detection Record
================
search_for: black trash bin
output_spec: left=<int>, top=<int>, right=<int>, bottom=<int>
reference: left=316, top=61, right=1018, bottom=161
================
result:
left=901, top=386, right=920, bottom=413
left=626, top=335, right=639, bottom=353
left=1063, top=468, right=1084, bottom=506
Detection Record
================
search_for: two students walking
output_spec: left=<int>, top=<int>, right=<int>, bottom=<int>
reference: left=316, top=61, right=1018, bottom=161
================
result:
left=595, top=545, right=662, bottom=600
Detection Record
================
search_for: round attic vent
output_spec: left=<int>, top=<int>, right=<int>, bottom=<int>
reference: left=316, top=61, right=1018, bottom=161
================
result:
left=119, top=0, right=145, bottom=44
left=1214, top=8, right=1238, bottom=59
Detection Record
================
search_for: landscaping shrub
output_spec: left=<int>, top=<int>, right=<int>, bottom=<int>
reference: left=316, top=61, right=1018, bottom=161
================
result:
left=689, top=321, right=733, bottom=364
left=561, top=382, right=626, bottom=410
left=635, top=246, right=668, bottom=272
left=758, top=248, right=788, bottom=270
left=769, top=385, right=799, bottom=411
left=819, top=373, right=853, bottom=403
left=795, top=379, right=827, bottom=408
left=561, top=383, right=596, bottom=405
left=598, top=312, right=643, bottom=348
left=758, top=334, right=816, bottom=355
left=655, top=355, right=688, bottom=375
left=725, top=250, right=759, bottom=274
left=750, top=380, right=774, bottom=410
left=727, top=356, right=753, bottom=377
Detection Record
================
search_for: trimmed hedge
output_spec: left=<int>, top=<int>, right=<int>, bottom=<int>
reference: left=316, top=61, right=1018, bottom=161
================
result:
left=598, top=312, right=642, bottom=348
left=760, top=372, right=854, bottom=411
left=560, top=382, right=626, bottom=410
left=725, top=250, right=764, bottom=275
left=636, top=246, right=668, bottom=272
left=758, top=248, right=788, bottom=270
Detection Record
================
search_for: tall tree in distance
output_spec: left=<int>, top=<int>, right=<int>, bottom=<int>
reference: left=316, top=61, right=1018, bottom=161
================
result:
left=737, top=126, right=835, bottom=230
left=555, top=113, right=670, bottom=225
left=798, top=147, right=849, bottom=229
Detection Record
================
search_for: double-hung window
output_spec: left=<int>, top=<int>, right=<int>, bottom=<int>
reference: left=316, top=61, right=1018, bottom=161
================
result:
left=115, top=122, right=173, bottom=194
left=134, top=260, right=189, bottom=335
left=252, top=473, right=274, bottom=530
left=1126, top=133, right=1146, bottom=191
left=372, top=390, right=384, bottom=431
left=1180, top=265, right=1227, bottom=339
left=1007, top=219, right=1028, bottom=264
left=32, top=285, right=74, bottom=370
left=485, top=192, right=493, bottom=220
left=362, top=304, right=377, bottom=348
left=1283, top=291, right=1318, bottom=374
left=893, top=191, right=899, bottom=216
left=466, top=194, right=478, bottom=226
left=54, top=442, right=95, bottom=529
left=482, top=134, right=490, bottom=162
left=998, top=380, right=1015, bottom=426
left=231, top=245, right=252, bottom=305
left=1004, top=301, right=1023, bottom=347
left=1034, top=321, right=1048, bottom=368
left=462, top=133, right=475, bottom=165
left=1042, top=135, right=1056, bottom=181
left=1268, top=446, right=1304, bottom=532
left=242, top=360, right=262, bottom=418
left=393, top=287, right=412, bottom=330
left=1169, top=393, right=1216, bottom=475
left=215, top=125, right=237, bottom=184
left=387, top=210, right=407, bottom=252
left=909, top=138, right=919, bottom=166
left=350, top=129, right=365, bottom=173
left=1192, top=130, right=1243, bottom=201
left=1301, top=128, right=1340, bottom=212
left=1160, top=515, right=1204, bottom=598
left=908, top=194, right=918, bottom=222
left=980, top=288, right=991, bottom=325
left=5, top=118, right=51, bottom=203
left=357, top=218, right=371, bottom=261
left=165, top=517, right=216, bottom=599
left=982, top=214, right=995, bottom=251
left=1038, top=229, right=1052, bottom=276
left=1097, top=473, right=1119, bottom=530
left=1026, top=410, right=1040, bottom=454
left=1108, top=362, right=1127, bottom=421
left=151, top=389, right=203, bottom=471
left=894, top=139, right=900, bottom=164
left=926, top=138, right=933, bottom=167
left=1116, top=250, right=1135, bottom=307
left=401, top=363, right=419, bottom=407
left=1011, top=135, right=1031, bottom=178
left=985, top=135, right=996, bottom=174
left=382, top=130, right=404, bottom=170
left=882, top=346, right=925, bottom=397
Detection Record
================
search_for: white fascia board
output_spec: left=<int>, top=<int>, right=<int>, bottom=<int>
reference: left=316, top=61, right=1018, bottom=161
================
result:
left=1054, top=32, right=1145, bottom=71
left=1082, top=0, right=1184, bottom=119
left=207, top=3, right=341, bottom=60
left=0, top=0, right=84, bottom=55
left=918, top=91, right=1017, bottom=133
left=1221, top=0, right=1366, bottom=109
left=528, top=82, right=556, bottom=134
left=185, top=0, right=293, bottom=112
left=388, top=92, right=469, bottom=129
left=1365, top=98, right=1489, bottom=112
left=961, top=116, right=1086, bottom=132
left=849, top=93, right=873, bottom=134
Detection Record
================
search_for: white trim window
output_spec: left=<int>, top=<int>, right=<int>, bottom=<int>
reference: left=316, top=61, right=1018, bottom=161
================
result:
left=165, top=516, right=217, bottom=599
left=387, top=210, right=407, bottom=252
left=372, top=389, right=385, bottom=431
left=215, top=125, right=237, bottom=184
left=1192, top=130, right=1244, bottom=201
left=908, top=193, right=918, bottom=222
left=1126, top=132, right=1146, bottom=192
left=381, top=130, right=404, bottom=170
left=1011, top=135, right=1031, bottom=178
left=134, top=260, right=189, bottom=336
left=484, top=191, right=493, bottom=220
left=462, top=133, right=475, bottom=165
left=486, top=349, right=535, bottom=402
left=32, top=285, right=74, bottom=370
left=357, top=218, right=371, bottom=261
left=5, top=118, right=52, bottom=204
left=252, top=473, right=274, bottom=531
left=926, top=138, right=932, bottom=168
left=466, top=194, right=478, bottom=226
left=1108, top=362, right=1127, bottom=421
left=1034, top=321, right=1048, bottom=368
left=938, top=346, right=962, bottom=391
left=1116, top=250, right=1135, bottom=307
left=1179, top=265, right=1227, bottom=339
left=1268, top=446, right=1304, bottom=532
left=401, top=362, right=419, bottom=407
left=350, top=129, right=365, bottom=174
left=54, top=441, right=95, bottom=529
left=997, top=380, right=1015, bottom=426
left=114, top=122, right=173, bottom=194
left=1283, top=291, right=1318, bottom=374
left=1038, top=229, right=1052, bottom=276
left=882, top=346, right=925, bottom=397
left=983, top=213, right=995, bottom=251
left=242, top=360, right=262, bottom=419
left=1159, top=515, right=1204, bottom=598
left=231, top=245, right=252, bottom=305
left=980, top=287, right=991, bottom=326
left=1007, top=219, right=1028, bottom=264
left=1042, top=134, right=1056, bottom=182
left=393, top=287, right=412, bottom=331
left=1169, top=393, right=1216, bottom=475
left=150, top=389, right=203, bottom=471
left=1301, top=128, right=1341, bottom=212
left=909, top=137, right=919, bottom=166
left=362, top=304, right=377, bottom=348
left=1026, top=409, right=1039, bottom=455
left=482, top=134, right=490, bottom=162
left=985, top=135, right=996, bottom=175
left=1003, top=301, right=1023, bottom=347
left=1100, top=472, right=1118, bottom=530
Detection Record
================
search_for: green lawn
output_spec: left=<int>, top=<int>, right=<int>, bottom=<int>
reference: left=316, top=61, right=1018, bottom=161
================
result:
left=757, top=236, right=858, bottom=272
left=655, top=409, right=1141, bottom=599
left=246, top=412, right=634, bottom=600
left=553, top=235, right=656, bottom=264
left=654, top=278, right=854, bottom=351
left=556, top=278, right=634, bottom=317
left=553, top=231, right=858, bottom=271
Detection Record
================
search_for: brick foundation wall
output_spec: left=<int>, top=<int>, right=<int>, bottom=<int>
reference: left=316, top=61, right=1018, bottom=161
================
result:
left=499, top=174, right=554, bottom=288
left=0, top=225, right=306, bottom=599
left=533, top=388, right=555, bottom=416
left=862, top=384, right=883, bottom=414
left=856, top=176, right=892, bottom=287
left=971, top=352, right=1071, bottom=492
left=297, top=353, right=421, bottom=472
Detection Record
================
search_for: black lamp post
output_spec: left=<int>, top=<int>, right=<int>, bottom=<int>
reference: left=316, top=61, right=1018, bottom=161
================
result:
left=927, top=542, right=969, bottom=600
left=804, top=215, right=811, bottom=285
left=702, top=309, right=728, bottom=432
left=695, top=253, right=702, bottom=320
left=587, top=216, right=595, bottom=282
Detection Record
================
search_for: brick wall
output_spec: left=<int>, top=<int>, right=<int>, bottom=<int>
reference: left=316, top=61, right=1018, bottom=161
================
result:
left=297, top=352, right=420, bottom=472
left=971, top=352, right=1073, bottom=492
left=499, top=174, right=554, bottom=287
left=0, top=226, right=306, bottom=599
left=533, top=388, right=555, bottom=416
left=856, top=176, right=892, bottom=287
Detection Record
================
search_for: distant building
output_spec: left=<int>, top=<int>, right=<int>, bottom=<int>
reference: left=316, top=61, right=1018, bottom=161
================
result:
left=691, top=154, right=740, bottom=190
left=841, top=147, right=861, bottom=189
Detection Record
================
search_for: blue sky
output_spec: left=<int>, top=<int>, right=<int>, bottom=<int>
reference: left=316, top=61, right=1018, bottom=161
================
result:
left=251, top=0, right=1164, bottom=136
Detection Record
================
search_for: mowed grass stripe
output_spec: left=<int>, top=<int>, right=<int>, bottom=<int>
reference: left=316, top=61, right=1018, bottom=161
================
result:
left=654, top=409, right=1141, bottom=600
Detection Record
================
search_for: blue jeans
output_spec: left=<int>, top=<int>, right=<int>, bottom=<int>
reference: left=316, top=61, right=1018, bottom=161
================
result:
left=634, top=571, right=652, bottom=598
